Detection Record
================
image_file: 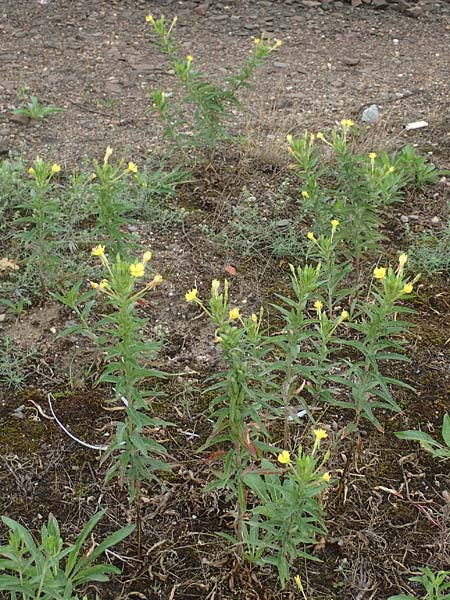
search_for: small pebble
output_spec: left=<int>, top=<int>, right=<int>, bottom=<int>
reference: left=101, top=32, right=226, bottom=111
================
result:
left=361, top=104, right=380, bottom=123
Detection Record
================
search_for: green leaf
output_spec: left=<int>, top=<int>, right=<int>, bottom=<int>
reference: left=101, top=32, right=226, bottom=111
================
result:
left=64, top=510, right=107, bottom=577
left=441, top=414, right=450, bottom=449
left=395, top=430, right=444, bottom=453
left=76, top=523, right=135, bottom=570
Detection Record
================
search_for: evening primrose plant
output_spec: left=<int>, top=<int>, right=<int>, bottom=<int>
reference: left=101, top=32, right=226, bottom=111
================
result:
left=14, top=157, right=62, bottom=291
left=186, top=281, right=271, bottom=542
left=91, top=147, right=140, bottom=255
left=0, top=510, right=134, bottom=600
left=55, top=247, right=169, bottom=557
left=334, top=254, right=420, bottom=430
left=147, top=14, right=282, bottom=159
left=289, top=121, right=435, bottom=264
left=241, top=429, right=331, bottom=588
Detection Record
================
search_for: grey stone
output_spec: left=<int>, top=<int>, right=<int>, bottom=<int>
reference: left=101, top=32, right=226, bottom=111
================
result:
left=362, top=104, right=380, bottom=124
left=276, top=219, right=291, bottom=228
left=342, top=57, right=361, bottom=67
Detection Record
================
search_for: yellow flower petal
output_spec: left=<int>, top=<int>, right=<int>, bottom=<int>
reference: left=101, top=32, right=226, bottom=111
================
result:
left=302, top=190, right=309, bottom=199
left=130, top=262, right=145, bottom=278
left=313, top=428, right=328, bottom=441
left=322, top=472, right=331, bottom=482
left=331, top=219, right=340, bottom=229
left=91, top=244, right=105, bottom=257
left=402, top=283, right=413, bottom=294
left=307, top=231, right=316, bottom=241
left=399, top=253, right=408, bottom=266
left=229, top=307, right=240, bottom=321
left=51, top=163, right=61, bottom=174
left=185, top=288, right=198, bottom=302
left=277, top=450, right=291, bottom=465
left=368, top=152, right=377, bottom=160
left=142, top=251, right=152, bottom=263
left=127, top=161, right=138, bottom=173
left=373, top=267, right=387, bottom=280
left=314, top=300, right=323, bottom=312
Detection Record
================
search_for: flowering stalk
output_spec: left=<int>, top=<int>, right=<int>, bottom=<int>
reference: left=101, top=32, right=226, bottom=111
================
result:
left=241, top=429, right=331, bottom=588
left=337, top=254, right=420, bottom=429
left=15, top=157, right=61, bottom=291
left=186, top=280, right=269, bottom=545
left=58, top=246, right=168, bottom=558
left=91, top=147, right=139, bottom=254
left=147, top=15, right=281, bottom=159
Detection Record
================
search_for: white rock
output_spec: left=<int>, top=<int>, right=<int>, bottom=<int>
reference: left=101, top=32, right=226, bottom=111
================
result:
left=362, top=104, right=380, bottom=123
left=405, top=120, right=428, bottom=131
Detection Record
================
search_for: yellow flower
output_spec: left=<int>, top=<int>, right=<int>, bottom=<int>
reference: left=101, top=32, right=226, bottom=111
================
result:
left=211, top=279, right=220, bottom=291
left=399, top=253, right=408, bottom=266
left=186, top=55, right=193, bottom=62
left=185, top=288, right=198, bottom=302
left=254, top=37, right=261, bottom=46
left=294, top=575, right=302, bottom=590
left=331, top=219, right=340, bottom=229
left=251, top=313, right=258, bottom=323
left=373, top=267, right=387, bottom=280
left=403, top=283, right=413, bottom=294
left=153, top=274, right=163, bottom=284
left=322, top=472, right=331, bottom=483
left=302, top=190, right=309, bottom=199
left=313, top=428, right=328, bottom=441
left=51, top=163, right=61, bottom=174
left=28, top=167, right=35, bottom=175
left=91, top=244, right=105, bottom=257
left=99, top=279, right=109, bottom=289
left=307, top=231, right=316, bottom=241
left=341, top=310, right=349, bottom=320
left=229, top=307, right=240, bottom=321
left=142, top=251, right=152, bottom=263
left=314, top=300, right=323, bottom=312
left=316, top=132, right=325, bottom=141
left=277, top=450, right=291, bottom=465
left=104, top=146, right=113, bottom=164
left=388, top=166, right=395, bottom=174
left=214, top=336, right=223, bottom=343
left=130, top=262, right=145, bottom=278
left=146, top=14, right=154, bottom=22
left=310, top=133, right=315, bottom=143
left=273, top=39, right=282, bottom=48
left=89, top=281, right=100, bottom=289
left=341, top=118, right=354, bottom=128
left=127, top=161, right=138, bottom=173
left=368, top=152, right=377, bottom=160
left=286, top=134, right=293, bottom=144
left=90, top=173, right=97, bottom=179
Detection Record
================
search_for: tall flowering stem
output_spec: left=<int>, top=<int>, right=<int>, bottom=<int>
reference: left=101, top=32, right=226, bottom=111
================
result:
left=186, top=280, right=268, bottom=547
